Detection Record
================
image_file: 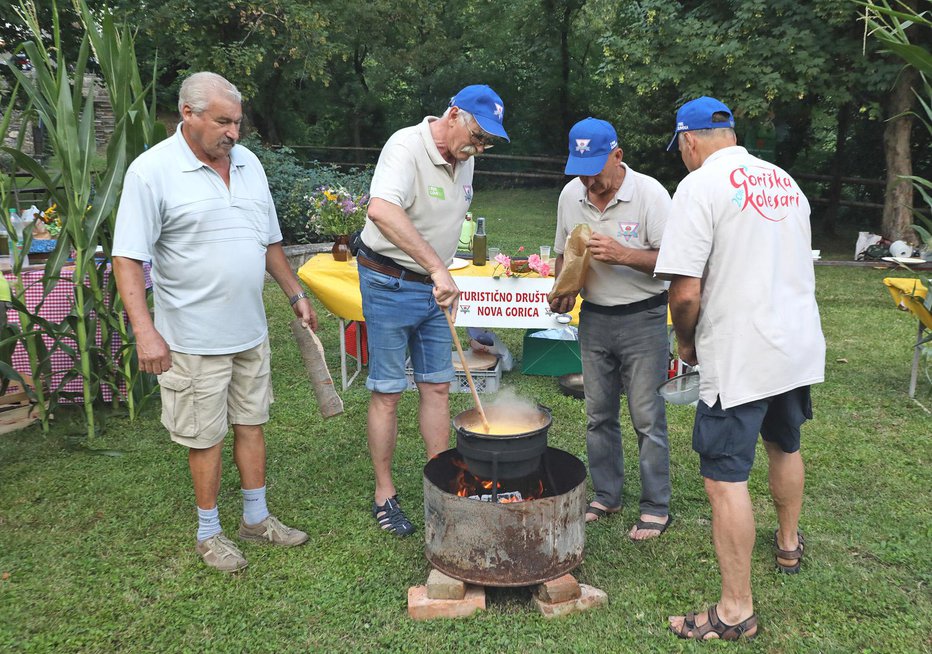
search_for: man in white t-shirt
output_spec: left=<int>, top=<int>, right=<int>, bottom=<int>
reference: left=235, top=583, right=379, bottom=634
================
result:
left=113, top=72, right=316, bottom=573
left=549, top=118, right=673, bottom=540
left=356, top=85, right=509, bottom=536
left=655, top=96, right=825, bottom=641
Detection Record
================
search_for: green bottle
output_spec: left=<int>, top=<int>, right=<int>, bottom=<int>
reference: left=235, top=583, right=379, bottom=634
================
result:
left=458, top=211, right=475, bottom=251
left=472, top=216, right=487, bottom=266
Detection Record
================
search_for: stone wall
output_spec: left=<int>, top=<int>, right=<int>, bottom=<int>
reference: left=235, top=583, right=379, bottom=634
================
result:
left=2, top=74, right=113, bottom=157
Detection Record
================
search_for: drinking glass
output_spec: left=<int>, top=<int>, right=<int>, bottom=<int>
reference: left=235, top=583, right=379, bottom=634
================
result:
left=488, top=247, right=501, bottom=261
left=539, top=245, right=551, bottom=262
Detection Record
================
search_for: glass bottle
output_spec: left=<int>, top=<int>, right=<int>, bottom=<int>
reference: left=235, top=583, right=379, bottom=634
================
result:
left=8, top=208, right=29, bottom=266
left=472, top=216, right=487, bottom=266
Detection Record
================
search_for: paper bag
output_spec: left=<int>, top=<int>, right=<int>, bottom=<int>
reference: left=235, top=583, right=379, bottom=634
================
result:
left=290, top=319, right=344, bottom=418
left=548, top=223, right=592, bottom=301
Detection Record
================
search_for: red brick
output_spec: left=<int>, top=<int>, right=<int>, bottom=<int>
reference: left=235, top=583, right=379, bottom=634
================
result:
left=427, top=569, right=466, bottom=600
left=534, top=583, right=607, bottom=618
left=533, top=573, right=581, bottom=604
left=407, top=584, right=486, bottom=621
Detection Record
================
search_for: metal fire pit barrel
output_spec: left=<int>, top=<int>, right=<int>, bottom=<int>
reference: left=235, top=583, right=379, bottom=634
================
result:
left=423, top=447, right=587, bottom=587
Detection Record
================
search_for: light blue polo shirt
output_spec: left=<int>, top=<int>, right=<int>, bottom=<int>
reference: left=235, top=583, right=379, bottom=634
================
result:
left=113, top=125, right=282, bottom=355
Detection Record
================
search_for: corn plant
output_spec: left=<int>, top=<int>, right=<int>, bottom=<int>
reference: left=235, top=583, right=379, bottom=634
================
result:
left=1, top=0, right=163, bottom=439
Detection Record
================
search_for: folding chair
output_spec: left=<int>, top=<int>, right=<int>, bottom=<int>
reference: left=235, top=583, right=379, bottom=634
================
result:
left=883, top=277, right=932, bottom=398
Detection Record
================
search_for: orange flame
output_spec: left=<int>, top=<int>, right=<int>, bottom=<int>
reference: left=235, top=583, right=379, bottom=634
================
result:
left=450, top=456, right=544, bottom=501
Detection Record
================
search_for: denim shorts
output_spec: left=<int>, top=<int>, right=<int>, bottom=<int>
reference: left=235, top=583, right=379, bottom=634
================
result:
left=692, top=386, right=812, bottom=482
left=358, top=263, right=454, bottom=393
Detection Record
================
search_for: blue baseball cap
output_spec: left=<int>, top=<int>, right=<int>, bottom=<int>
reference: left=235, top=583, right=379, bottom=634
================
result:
left=666, top=96, right=735, bottom=151
left=564, top=117, right=618, bottom=176
left=450, top=85, right=509, bottom=142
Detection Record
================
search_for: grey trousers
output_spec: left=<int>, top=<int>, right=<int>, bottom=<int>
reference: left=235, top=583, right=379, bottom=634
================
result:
left=579, top=304, right=671, bottom=516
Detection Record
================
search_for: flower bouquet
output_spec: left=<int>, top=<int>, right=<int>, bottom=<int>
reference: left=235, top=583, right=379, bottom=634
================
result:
left=491, top=246, right=551, bottom=279
left=305, top=186, right=369, bottom=237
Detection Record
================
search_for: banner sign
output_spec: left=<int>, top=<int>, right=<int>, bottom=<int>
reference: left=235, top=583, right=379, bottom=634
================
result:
left=454, top=276, right=568, bottom=328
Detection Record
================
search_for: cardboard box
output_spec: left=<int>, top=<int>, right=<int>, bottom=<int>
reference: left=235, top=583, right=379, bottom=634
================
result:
left=522, top=329, right=582, bottom=376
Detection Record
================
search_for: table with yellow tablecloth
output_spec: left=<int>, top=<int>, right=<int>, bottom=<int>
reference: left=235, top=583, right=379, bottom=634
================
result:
left=297, top=254, right=579, bottom=389
left=297, top=254, right=579, bottom=323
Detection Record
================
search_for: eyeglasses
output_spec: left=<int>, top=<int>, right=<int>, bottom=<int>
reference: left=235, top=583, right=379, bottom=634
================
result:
left=466, top=123, right=495, bottom=150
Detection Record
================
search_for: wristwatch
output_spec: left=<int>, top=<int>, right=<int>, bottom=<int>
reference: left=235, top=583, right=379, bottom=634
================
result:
left=289, top=291, right=308, bottom=306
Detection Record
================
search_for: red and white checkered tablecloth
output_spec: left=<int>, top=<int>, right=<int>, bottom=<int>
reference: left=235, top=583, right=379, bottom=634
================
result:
left=2, top=264, right=151, bottom=404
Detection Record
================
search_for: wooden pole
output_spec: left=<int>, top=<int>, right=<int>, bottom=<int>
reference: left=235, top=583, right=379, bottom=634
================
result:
left=442, top=306, right=490, bottom=432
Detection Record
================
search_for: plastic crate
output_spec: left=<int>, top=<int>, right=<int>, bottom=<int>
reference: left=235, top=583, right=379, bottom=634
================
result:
left=406, top=356, right=501, bottom=394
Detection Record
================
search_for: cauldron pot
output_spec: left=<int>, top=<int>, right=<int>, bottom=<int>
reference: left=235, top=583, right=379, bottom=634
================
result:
left=452, top=405, right=552, bottom=479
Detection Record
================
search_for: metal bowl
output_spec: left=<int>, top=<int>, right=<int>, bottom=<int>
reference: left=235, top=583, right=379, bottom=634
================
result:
left=558, top=373, right=585, bottom=400
left=657, top=371, right=700, bottom=405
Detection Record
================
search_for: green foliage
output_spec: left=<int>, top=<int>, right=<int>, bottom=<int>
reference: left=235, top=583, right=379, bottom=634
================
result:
left=1, top=0, right=163, bottom=436
left=242, top=135, right=372, bottom=244
left=860, top=0, right=931, bottom=253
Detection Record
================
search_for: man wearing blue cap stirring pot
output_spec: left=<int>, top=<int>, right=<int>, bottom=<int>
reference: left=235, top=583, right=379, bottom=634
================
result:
left=549, top=117, right=673, bottom=541
left=355, top=85, right=509, bottom=536
left=656, top=96, right=825, bottom=641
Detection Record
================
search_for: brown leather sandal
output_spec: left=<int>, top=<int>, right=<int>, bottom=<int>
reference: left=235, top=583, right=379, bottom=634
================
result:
left=670, top=604, right=758, bottom=641
left=774, top=530, right=805, bottom=574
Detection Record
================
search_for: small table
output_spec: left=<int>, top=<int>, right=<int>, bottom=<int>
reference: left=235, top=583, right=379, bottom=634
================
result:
left=3, top=263, right=149, bottom=404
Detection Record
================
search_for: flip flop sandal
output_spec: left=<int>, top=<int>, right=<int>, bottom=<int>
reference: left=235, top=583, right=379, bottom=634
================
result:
left=373, top=496, right=415, bottom=537
left=774, top=530, right=805, bottom=574
left=585, top=502, right=620, bottom=522
left=630, top=514, right=673, bottom=540
left=670, top=604, right=758, bottom=641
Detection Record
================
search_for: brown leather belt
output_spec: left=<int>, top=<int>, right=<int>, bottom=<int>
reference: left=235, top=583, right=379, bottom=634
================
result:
left=357, top=253, right=433, bottom=285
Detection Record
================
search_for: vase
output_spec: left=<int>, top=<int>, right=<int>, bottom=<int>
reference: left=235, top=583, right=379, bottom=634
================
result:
left=331, top=234, right=351, bottom=262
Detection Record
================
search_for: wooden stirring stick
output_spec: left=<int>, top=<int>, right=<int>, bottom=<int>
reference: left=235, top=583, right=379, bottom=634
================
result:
left=442, top=305, right=491, bottom=433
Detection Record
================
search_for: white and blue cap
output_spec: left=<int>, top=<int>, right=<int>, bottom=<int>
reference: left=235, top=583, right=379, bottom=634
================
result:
left=564, top=117, right=618, bottom=176
left=666, top=96, right=735, bottom=151
left=450, top=85, right=509, bottom=142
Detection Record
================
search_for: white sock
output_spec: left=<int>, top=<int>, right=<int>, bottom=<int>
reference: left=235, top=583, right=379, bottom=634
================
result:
left=196, top=506, right=221, bottom=542
left=242, top=485, right=270, bottom=526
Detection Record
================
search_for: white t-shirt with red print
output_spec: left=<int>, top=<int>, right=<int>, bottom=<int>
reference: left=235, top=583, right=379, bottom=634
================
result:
left=655, top=146, right=825, bottom=409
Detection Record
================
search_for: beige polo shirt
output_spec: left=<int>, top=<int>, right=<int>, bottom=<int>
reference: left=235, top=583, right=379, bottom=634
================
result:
left=554, top=164, right=670, bottom=306
left=362, top=117, right=474, bottom=273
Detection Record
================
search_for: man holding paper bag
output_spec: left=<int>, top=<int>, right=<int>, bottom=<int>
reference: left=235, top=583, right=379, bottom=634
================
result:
left=549, top=117, right=673, bottom=539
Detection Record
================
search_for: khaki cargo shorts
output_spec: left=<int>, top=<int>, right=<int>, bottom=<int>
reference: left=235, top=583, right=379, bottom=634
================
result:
left=157, top=338, right=273, bottom=449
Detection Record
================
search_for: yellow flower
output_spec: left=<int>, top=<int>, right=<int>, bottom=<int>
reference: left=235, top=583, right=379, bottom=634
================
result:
left=323, top=189, right=338, bottom=202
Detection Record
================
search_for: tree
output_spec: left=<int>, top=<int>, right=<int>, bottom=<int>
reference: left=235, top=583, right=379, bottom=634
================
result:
left=596, top=0, right=899, bottom=197
left=862, top=0, right=926, bottom=244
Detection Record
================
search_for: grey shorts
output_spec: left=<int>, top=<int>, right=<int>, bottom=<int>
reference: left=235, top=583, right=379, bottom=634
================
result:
left=157, top=338, right=273, bottom=449
left=692, top=386, right=812, bottom=482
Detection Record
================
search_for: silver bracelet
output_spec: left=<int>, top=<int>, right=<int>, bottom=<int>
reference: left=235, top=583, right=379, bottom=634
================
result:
left=289, top=291, right=308, bottom=306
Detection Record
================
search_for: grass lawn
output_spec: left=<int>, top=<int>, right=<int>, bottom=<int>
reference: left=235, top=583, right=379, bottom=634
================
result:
left=1, top=190, right=931, bottom=652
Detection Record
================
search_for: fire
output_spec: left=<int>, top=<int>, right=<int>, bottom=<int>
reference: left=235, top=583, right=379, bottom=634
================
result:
left=450, top=456, right=544, bottom=502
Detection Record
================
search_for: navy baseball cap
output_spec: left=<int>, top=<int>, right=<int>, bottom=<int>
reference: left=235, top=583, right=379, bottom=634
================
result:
left=450, top=85, right=509, bottom=142
left=666, top=96, right=735, bottom=151
left=564, top=117, right=618, bottom=176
